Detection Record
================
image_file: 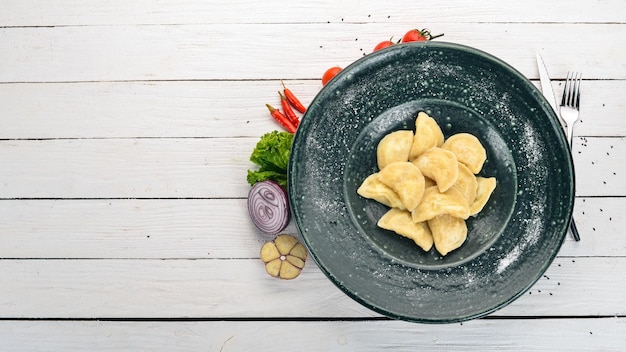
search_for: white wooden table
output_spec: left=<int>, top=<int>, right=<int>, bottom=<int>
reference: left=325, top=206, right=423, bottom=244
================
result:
left=1, top=1, right=625, bottom=350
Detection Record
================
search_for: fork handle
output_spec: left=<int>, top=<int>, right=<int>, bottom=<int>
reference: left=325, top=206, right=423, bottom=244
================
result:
left=566, top=125, right=579, bottom=241
left=567, top=124, right=575, bottom=149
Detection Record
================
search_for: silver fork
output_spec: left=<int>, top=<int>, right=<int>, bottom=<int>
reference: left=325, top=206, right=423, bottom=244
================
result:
left=560, top=72, right=582, bottom=241
left=560, top=72, right=582, bottom=147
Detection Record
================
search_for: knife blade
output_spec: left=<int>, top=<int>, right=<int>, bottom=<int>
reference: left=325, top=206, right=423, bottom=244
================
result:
left=536, top=53, right=566, bottom=128
left=536, top=53, right=557, bottom=112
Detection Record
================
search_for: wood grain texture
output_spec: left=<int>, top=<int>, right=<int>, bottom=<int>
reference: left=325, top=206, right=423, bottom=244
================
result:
left=2, top=0, right=625, bottom=26
left=0, top=138, right=255, bottom=198
left=0, top=136, right=622, bottom=199
left=0, top=318, right=624, bottom=351
left=0, top=257, right=623, bottom=318
left=574, top=137, right=625, bottom=197
left=1, top=23, right=624, bottom=82
left=0, top=80, right=622, bottom=139
left=0, top=197, right=621, bottom=259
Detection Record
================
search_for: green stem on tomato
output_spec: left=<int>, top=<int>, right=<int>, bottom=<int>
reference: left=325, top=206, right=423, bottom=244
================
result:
left=429, top=32, right=445, bottom=40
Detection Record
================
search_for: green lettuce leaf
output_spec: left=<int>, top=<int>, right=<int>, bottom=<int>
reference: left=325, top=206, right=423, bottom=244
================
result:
left=247, top=130, right=294, bottom=187
left=246, top=170, right=288, bottom=188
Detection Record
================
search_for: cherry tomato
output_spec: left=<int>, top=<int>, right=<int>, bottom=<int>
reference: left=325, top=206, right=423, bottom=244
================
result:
left=322, top=66, right=342, bottom=86
left=401, top=29, right=429, bottom=42
left=373, top=40, right=395, bottom=52
left=402, top=28, right=444, bottom=43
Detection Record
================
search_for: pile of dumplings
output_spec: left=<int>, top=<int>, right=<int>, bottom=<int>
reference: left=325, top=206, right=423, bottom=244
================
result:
left=357, top=112, right=497, bottom=256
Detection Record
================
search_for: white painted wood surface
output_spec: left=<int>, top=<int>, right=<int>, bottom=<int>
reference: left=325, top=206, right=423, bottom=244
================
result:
left=1, top=1, right=625, bottom=350
left=0, top=318, right=624, bottom=351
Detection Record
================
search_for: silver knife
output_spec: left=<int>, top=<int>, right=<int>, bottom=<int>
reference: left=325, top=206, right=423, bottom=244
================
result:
left=536, top=53, right=566, bottom=129
left=536, top=53, right=581, bottom=241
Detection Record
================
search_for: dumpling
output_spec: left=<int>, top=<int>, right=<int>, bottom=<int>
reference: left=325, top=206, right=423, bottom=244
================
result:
left=451, top=162, right=478, bottom=204
left=441, top=133, right=487, bottom=174
left=357, top=111, right=496, bottom=256
left=424, top=176, right=437, bottom=189
left=357, top=173, right=405, bottom=209
left=412, top=186, right=470, bottom=223
left=428, top=214, right=467, bottom=256
left=470, top=177, right=497, bottom=215
left=377, top=208, right=434, bottom=252
left=378, top=162, right=425, bottom=211
left=409, top=112, right=444, bottom=160
left=377, top=130, right=413, bottom=170
left=413, top=147, right=459, bottom=193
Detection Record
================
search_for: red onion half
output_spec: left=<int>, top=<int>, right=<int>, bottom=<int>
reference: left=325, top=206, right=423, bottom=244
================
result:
left=247, top=180, right=290, bottom=235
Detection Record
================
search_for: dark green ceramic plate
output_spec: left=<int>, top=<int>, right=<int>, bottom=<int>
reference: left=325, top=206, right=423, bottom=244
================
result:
left=288, top=42, right=574, bottom=323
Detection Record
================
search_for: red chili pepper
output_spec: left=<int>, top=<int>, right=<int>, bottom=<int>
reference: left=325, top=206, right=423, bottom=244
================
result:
left=281, top=80, right=307, bottom=113
left=266, top=104, right=297, bottom=133
left=279, top=91, right=300, bottom=127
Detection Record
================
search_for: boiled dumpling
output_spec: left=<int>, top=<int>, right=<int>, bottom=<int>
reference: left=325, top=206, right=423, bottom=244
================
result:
left=357, top=173, right=405, bottom=209
left=442, top=133, right=487, bottom=174
left=412, top=186, right=470, bottom=223
left=357, top=111, right=496, bottom=256
left=378, top=162, right=425, bottom=211
left=428, top=214, right=467, bottom=256
left=377, top=130, right=413, bottom=170
left=409, top=112, right=444, bottom=160
left=424, top=176, right=436, bottom=189
left=377, top=208, right=434, bottom=252
left=452, top=162, right=478, bottom=205
left=413, top=147, right=459, bottom=193
left=470, top=177, right=497, bottom=215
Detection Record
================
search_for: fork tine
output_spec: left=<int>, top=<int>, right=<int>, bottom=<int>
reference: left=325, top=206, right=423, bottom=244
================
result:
left=561, top=71, right=582, bottom=108
left=573, top=72, right=582, bottom=109
left=561, top=71, right=571, bottom=106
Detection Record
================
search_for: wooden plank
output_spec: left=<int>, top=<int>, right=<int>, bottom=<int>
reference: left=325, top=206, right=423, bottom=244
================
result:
left=1, top=23, right=624, bottom=82
left=574, top=137, right=625, bottom=197
left=0, top=198, right=296, bottom=259
left=0, top=318, right=624, bottom=351
left=0, top=257, right=623, bottom=318
left=0, top=138, right=255, bottom=199
left=0, top=258, right=375, bottom=319
left=0, top=136, right=622, bottom=199
left=0, top=80, right=314, bottom=139
left=0, top=197, right=620, bottom=259
left=569, top=197, right=626, bottom=254
left=0, top=79, right=622, bottom=139
left=2, top=0, right=624, bottom=26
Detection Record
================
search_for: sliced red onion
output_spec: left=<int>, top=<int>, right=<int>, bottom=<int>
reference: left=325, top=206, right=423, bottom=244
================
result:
left=247, top=180, right=290, bottom=235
